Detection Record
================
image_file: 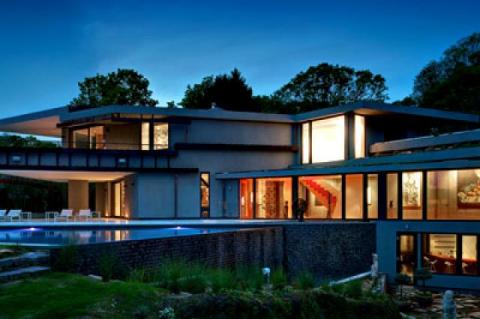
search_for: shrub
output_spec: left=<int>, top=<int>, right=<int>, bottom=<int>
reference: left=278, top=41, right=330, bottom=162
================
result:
left=293, top=271, right=315, bottom=290
left=156, top=260, right=195, bottom=293
left=178, top=275, right=208, bottom=294
left=53, top=244, right=77, bottom=272
left=208, top=268, right=236, bottom=292
left=99, top=253, right=120, bottom=282
left=341, top=280, right=363, bottom=299
left=414, top=267, right=432, bottom=288
left=235, top=266, right=264, bottom=291
left=271, top=268, right=288, bottom=290
left=394, top=273, right=411, bottom=299
left=128, top=268, right=147, bottom=283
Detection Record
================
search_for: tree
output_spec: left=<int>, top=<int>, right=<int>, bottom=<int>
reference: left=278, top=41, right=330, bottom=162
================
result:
left=69, top=69, right=158, bottom=110
left=272, top=63, right=388, bottom=113
left=0, top=134, right=57, bottom=148
left=413, top=33, right=480, bottom=113
left=181, top=69, right=259, bottom=112
left=392, top=96, right=416, bottom=106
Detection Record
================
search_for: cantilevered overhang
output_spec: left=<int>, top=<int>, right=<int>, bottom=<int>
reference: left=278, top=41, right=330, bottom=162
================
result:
left=0, top=106, right=67, bottom=137
left=0, top=170, right=132, bottom=182
left=217, top=146, right=480, bottom=179
left=293, top=101, right=480, bottom=123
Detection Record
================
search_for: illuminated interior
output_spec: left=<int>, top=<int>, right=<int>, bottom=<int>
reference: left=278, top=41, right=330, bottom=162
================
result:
left=239, top=179, right=254, bottom=219
left=354, top=115, right=365, bottom=158
left=387, top=173, right=398, bottom=219
left=428, top=169, right=480, bottom=220
left=298, top=175, right=342, bottom=219
left=367, top=174, right=378, bottom=219
left=311, top=116, right=345, bottom=163
left=255, top=177, right=292, bottom=219
left=141, top=122, right=150, bottom=150
left=302, top=123, right=310, bottom=164
left=402, top=171, right=423, bottom=219
left=345, top=174, right=363, bottom=219
left=153, top=123, right=169, bottom=150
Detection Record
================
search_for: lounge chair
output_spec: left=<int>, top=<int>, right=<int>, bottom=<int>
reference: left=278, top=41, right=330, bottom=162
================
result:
left=0, top=210, right=7, bottom=221
left=6, top=210, right=22, bottom=222
left=54, top=209, right=73, bottom=222
left=77, top=209, right=93, bottom=221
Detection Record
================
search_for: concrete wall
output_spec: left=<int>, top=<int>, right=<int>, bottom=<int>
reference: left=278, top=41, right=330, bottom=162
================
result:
left=67, top=180, right=89, bottom=212
left=179, top=119, right=294, bottom=146
left=133, top=173, right=175, bottom=218
left=283, top=222, right=376, bottom=280
left=50, top=227, right=284, bottom=275
left=377, top=221, right=480, bottom=291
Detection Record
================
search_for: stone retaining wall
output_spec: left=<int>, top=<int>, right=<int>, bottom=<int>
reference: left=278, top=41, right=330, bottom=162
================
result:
left=50, top=227, right=283, bottom=275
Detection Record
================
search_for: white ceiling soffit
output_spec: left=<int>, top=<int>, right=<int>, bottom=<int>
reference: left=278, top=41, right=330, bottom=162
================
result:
left=0, top=170, right=132, bottom=182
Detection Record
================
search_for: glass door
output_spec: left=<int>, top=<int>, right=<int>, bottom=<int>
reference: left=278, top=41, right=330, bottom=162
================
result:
left=112, top=181, right=125, bottom=218
left=397, top=233, right=417, bottom=278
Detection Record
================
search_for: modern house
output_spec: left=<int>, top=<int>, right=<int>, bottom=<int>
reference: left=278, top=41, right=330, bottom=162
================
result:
left=0, top=101, right=479, bottom=290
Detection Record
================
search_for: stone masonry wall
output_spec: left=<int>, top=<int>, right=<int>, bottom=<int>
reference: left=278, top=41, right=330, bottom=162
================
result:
left=51, top=227, right=283, bottom=275
left=283, top=222, right=376, bottom=280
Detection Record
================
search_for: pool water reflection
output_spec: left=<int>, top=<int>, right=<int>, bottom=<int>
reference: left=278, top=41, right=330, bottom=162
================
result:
left=0, top=227, right=234, bottom=247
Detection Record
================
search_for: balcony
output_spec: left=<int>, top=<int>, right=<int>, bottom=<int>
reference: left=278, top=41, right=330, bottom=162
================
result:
left=0, top=144, right=193, bottom=173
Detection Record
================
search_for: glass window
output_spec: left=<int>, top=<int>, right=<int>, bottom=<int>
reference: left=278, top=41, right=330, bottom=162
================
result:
left=298, top=175, right=342, bottom=219
left=255, top=177, right=292, bottom=219
left=462, top=235, right=478, bottom=275
left=402, top=171, right=423, bottom=220
left=346, top=174, right=363, bottom=219
left=423, top=234, right=457, bottom=274
left=354, top=115, right=365, bottom=158
left=428, top=169, right=480, bottom=220
left=302, top=123, right=310, bottom=164
left=72, top=128, right=89, bottom=149
left=200, top=173, right=210, bottom=218
left=398, top=234, right=416, bottom=277
left=387, top=173, right=398, bottom=219
left=141, top=122, right=150, bottom=150
left=153, top=123, right=168, bottom=150
left=311, top=116, right=345, bottom=163
left=239, top=179, right=254, bottom=219
left=89, top=126, right=105, bottom=149
left=367, top=174, right=378, bottom=219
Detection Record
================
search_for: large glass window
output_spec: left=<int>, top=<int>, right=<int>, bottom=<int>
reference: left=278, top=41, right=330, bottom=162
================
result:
left=462, top=235, right=478, bottom=275
left=354, top=115, right=365, bottom=158
left=141, top=122, right=150, bottom=150
left=89, top=126, right=105, bottom=149
left=153, top=123, right=168, bottom=150
left=402, top=171, right=423, bottom=219
left=346, top=174, right=363, bottom=219
left=200, top=173, right=210, bottom=218
left=423, top=234, right=457, bottom=274
left=239, top=179, right=254, bottom=219
left=387, top=173, right=398, bottom=219
left=298, top=175, right=342, bottom=219
left=302, top=123, right=310, bottom=164
left=72, top=128, right=89, bottom=149
left=367, top=174, right=378, bottom=219
left=398, top=234, right=416, bottom=277
left=311, top=116, right=345, bottom=163
left=255, top=177, right=292, bottom=219
left=428, top=169, right=480, bottom=220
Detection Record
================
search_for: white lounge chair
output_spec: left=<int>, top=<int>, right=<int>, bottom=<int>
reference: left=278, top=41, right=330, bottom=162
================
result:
left=0, top=210, right=7, bottom=221
left=77, top=209, right=93, bottom=221
left=6, top=210, right=22, bottom=222
left=54, top=209, right=73, bottom=222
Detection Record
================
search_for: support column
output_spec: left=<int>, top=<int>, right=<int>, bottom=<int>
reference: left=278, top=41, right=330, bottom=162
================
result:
left=68, top=180, right=89, bottom=213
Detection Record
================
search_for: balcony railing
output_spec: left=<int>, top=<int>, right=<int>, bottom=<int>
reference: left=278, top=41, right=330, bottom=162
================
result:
left=0, top=145, right=191, bottom=172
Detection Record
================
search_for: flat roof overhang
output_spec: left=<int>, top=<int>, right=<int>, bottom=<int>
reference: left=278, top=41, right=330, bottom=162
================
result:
left=0, top=170, right=133, bottom=182
left=0, top=107, right=66, bottom=137
left=217, top=146, right=480, bottom=179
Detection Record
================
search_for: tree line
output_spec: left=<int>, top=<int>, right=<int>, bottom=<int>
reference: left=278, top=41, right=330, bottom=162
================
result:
left=68, top=32, right=480, bottom=115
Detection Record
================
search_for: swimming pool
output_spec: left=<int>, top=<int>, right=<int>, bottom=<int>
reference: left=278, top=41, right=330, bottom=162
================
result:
left=0, top=227, right=235, bottom=247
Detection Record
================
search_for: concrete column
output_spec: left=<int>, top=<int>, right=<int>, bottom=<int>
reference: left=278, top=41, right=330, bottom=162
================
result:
left=68, top=180, right=89, bottom=213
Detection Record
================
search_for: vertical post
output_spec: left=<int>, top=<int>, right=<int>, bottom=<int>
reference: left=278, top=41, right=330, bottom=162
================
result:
left=398, top=172, right=403, bottom=220
left=308, top=122, right=312, bottom=164
left=422, top=171, right=428, bottom=221
left=456, top=234, right=462, bottom=275
left=378, top=172, right=387, bottom=220
left=341, top=174, right=346, bottom=220
left=292, top=175, right=298, bottom=220
left=363, top=173, right=368, bottom=221
left=253, top=178, right=257, bottom=219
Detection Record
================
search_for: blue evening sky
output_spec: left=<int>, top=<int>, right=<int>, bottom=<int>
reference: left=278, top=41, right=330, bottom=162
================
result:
left=0, top=0, right=479, bottom=117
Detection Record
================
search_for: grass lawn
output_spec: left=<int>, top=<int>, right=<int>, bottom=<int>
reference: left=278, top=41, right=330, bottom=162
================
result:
left=0, top=273, right=162, bottom=319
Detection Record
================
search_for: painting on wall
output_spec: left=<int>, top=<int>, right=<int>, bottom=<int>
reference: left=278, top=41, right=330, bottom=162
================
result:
left=457, top=170, right=480, bottom=208
left=403, top=172, right=421, bottom=209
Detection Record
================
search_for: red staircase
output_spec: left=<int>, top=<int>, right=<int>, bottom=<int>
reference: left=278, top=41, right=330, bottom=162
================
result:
left=300, top=178, right=338, bottom=212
